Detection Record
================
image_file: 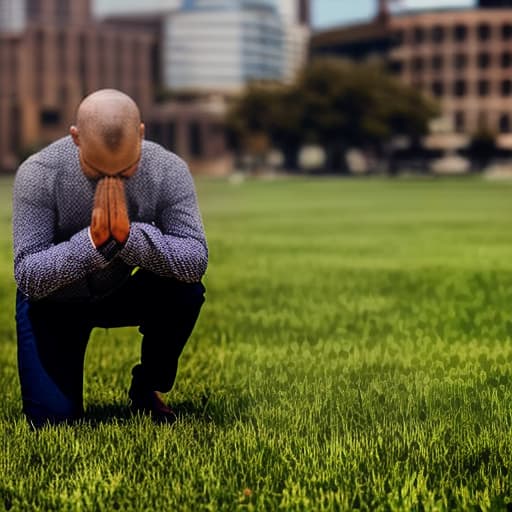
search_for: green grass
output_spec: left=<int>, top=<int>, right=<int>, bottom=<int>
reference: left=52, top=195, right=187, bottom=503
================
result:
left=2, top=174, right=512, bottom=510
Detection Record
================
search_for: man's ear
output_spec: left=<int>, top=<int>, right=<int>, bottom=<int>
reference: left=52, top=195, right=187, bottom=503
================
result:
left=70, top=126, right=80, bottom=146
left=139, top=123, right=145, bottom=140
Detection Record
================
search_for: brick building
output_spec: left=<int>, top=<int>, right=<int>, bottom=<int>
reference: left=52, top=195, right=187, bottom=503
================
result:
left=0, top=0, right=156, bottom=171
left=311, top=3, right=512, bottom=150
left=0, top=0, right=231, bottom=173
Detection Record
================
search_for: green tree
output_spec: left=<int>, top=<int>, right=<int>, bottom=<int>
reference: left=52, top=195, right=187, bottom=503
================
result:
left=226, top=59, right=439, bottom=173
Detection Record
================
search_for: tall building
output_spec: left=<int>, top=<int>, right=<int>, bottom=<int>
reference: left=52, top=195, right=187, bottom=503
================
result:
left=94, top=0, right=310, bottom=89
left=164, top=0, right=284, bottom=91
left=311, top=4, right=512, bottom=149
left=0, top=0, right=156, bottom=171
left=0, top=0, right=26, bottom=33
left=278, top=0, right=310, bottom=81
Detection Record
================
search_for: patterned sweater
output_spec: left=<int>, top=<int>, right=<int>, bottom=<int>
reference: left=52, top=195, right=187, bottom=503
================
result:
left=13, top=136, right=208, bottom=301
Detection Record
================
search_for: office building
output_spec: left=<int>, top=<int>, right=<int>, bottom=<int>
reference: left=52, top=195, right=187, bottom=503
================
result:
left=311, top=2, right=512, bottom=148
left=0, top=0, right=26, bottom=33
left=0, top=0, right=155, bottom=171
left=164, top=0, right=283, bottom=91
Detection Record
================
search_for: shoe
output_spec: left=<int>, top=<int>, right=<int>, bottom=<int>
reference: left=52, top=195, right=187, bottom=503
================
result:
left=128, top=383, right=177, bottom=424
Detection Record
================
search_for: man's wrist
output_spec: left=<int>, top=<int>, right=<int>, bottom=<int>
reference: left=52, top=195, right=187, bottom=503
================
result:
left=88, top=227, right=124, bottom=260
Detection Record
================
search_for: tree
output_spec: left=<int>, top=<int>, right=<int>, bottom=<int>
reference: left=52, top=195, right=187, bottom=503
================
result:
left=226, top=59, right=439, bottom=173
left=298, top=59, right=439, bottom=172
left=226, top=82, right=304, bottom=171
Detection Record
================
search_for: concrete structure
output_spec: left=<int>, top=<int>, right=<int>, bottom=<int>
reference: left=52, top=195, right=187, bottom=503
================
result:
left=0, top=0, right=156, bottom=171
left=163, top=0, right=284, bottom=91
left=311, top=5, right=512, bottom=149
left=0, top=0, right=26, bottom=33
left=94, top=0, right=311, bottom=89
left=278, top=0, right=310, bottom=81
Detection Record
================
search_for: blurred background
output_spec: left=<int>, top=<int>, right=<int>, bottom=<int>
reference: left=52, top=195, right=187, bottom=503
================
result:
left=1, top=0, right=512, bottom=176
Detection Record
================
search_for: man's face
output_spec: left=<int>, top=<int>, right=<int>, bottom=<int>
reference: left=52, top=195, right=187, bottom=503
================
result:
left=71, top=125, right=143, bottom=180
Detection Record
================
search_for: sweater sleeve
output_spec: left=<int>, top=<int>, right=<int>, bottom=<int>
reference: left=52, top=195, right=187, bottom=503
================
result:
left=118, top=161, right=208, bottom=282
left=12, top=160, right=107, bottom=299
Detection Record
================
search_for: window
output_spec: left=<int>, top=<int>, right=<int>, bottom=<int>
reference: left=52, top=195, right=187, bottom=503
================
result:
left=431, top=54, right=443, bottom=71
left=454, top=53, right=467, bottom=70
left=189, top=122, right=202, bottom=157
left=501, top=51, right=512, bottom=68
left=166, top=122, right=175, bottom=150
left=478, top=23, right=491, bottom=41
left=502, top=79, right=512, bottom=96
left=10, top=104, right=20, bottom=152
left=499, top=114, right=510, bottom=133
left=477, top=52, right=491, bottom=69
left=412, top=57, right=424, bottom=72
left=454, top=80, right=466, bottom=97
left=454, top=24, right=468, bottom=42
left=148, top=123, right=163, bottom=145
left=432, top=81, right=444, bottom=97
left=33, top=30, right=44, bottom=97
left=57, top=31, right=67, bottom=73
left=389, top=60, right=404, bottom=74
left=502, top=23, right=512, bottom=40
left=98, top=35, right=107, bottom=84
left=478, top=80, right=490, bottom=97
left=78, top=33, right=87, bottom=97
left=413, top=27, right=425, bottom=44
left=454, top=111, right=465, bottom=133
left=478, top=112, right=488, bottom=130
left=432, top=25, right=445, bottom=43
left=393, top=30, right=405, bottom=45
left=40, top=109, right=61, bottom=126
left=56, top=0, right=70, bottom=22
left=115, top=37, right=123, bottom=90
left=27, top=0, right=40, bottom=21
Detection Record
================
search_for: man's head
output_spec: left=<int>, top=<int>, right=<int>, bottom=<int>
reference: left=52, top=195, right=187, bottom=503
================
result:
left=70, top=89, right=145, bottom=179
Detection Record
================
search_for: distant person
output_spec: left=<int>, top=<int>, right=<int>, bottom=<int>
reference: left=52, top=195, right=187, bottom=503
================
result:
left=12, top=89, right=207, bottom=428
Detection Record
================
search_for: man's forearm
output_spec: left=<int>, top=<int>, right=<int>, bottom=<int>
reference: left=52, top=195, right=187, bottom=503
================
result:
left=118, top=222, right=208, bottom=283
left=15, top=228, right=108, bottom=299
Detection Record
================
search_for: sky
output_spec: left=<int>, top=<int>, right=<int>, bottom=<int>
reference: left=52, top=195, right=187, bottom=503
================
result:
left=312, top=0, right=477, bottom=29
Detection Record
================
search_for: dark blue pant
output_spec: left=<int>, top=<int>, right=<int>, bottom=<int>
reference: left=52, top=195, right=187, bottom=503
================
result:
left=16, top=270, right=205, bottom=427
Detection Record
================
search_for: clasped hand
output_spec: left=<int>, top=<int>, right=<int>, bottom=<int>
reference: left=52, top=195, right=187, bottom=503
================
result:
left=90, top=176, right=130, bottom=249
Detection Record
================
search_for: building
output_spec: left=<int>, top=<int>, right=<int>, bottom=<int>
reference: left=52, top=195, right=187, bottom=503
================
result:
left=0, top=0, right=234, bottom=174
left=93, top=0, right=180, bottom=17
left=311, top=3, right=512, bottom=150
left=164, top=0, right=283, bottom=92
left=94, top=0, right=311, bottom=90
left=0, top=0, right=156, bottom=171
left=0, top=0, right=26, bottom=32
left=278, top=0, right=311, bottom=81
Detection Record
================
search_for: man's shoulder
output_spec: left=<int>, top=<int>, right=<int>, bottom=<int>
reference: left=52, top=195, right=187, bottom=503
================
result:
left=18, top=136, right=75, bottom=174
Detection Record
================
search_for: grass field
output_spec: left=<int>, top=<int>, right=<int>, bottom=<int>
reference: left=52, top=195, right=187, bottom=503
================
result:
left=1, top=174, right=512, bottom=510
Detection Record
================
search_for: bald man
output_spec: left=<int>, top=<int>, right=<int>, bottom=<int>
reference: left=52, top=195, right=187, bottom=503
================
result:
left=13, top=89, right=207, bottom=427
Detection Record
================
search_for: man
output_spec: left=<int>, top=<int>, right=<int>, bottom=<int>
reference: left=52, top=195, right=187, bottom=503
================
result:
left=13, top=89, right=207, bottom=427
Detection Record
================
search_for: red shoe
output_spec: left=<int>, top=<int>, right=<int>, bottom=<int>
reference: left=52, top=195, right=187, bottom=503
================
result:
left=128, top=384, right=177, bottom=424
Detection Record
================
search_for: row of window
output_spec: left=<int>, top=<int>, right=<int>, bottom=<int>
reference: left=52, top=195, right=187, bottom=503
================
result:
left=391, top=51, right=512, bottom=73
left=395, top=22, right=512, bottom=45
left=27, top=0, right=71, bottom=22
left=453, top=111, right=512, bottom=134
left=148, top=121, right=203, bottom=158
left=428, top=79, right=512, bottom=98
